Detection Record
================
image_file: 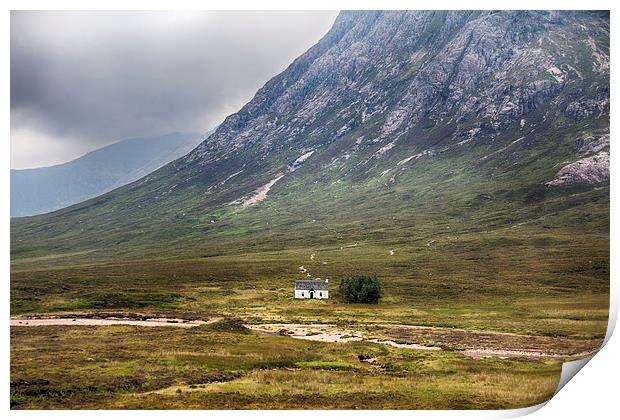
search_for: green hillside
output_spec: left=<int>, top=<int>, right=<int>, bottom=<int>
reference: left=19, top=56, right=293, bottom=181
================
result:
left=9, top=10, right=610, bottom=410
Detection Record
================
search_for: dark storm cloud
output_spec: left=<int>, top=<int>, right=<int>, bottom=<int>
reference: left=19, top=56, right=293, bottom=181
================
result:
left=10, top=11, right=338, bottom=168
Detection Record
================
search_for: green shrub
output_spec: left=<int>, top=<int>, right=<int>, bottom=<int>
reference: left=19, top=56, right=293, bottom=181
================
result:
left=339, top=275, right=382, bottom=304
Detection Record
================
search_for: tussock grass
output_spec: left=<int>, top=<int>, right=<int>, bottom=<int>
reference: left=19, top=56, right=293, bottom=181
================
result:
left=204, top=318, right=251, bottom=334
left=11, top=325, right=561, bottom=409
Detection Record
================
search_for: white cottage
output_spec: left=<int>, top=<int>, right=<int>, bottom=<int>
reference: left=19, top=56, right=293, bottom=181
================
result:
left=294, top=279, right=329, bottom=299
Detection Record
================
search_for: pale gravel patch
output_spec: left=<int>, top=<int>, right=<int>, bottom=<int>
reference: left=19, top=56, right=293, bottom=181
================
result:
left=248, top=324, right=364, bottom=343
left=368, top=339, right=441, bottom=351
left=461, top=348, right=597, bottom=360
left=241, top=174, right=285, bottom=206
left=248, top=323, right=597, bottom=359
left=11, top=317, right=598, bottom=360
left=10, top=316, right=217, bottom=328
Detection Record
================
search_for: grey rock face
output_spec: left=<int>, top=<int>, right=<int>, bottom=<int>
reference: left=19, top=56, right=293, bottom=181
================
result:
left=574, top=134, right=610, bottom=155
left=565, top=94, right=610, bottom=120
left=125, top=10, right=608, bottom=215
left=184, top=11, right=608, bottom=174
left=547, top=152, right=609, bottom=187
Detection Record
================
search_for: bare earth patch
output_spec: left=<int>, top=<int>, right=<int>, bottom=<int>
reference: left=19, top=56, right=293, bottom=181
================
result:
left=11, top=317, right=601, bottom=360
left=249, top=323, right=364, bottom=343
left=10, top=316, right=216, bottom=328
left=248, top=323, right=600, bottom=360
left=242, top=174, right=285, bottom=206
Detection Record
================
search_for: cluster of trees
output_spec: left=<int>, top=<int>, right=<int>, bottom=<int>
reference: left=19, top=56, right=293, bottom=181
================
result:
left=339, top=275, right=382, bottom=304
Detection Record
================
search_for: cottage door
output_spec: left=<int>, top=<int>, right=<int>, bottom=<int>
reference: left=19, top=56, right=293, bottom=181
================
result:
left=309, top=290, right=315, bottom=299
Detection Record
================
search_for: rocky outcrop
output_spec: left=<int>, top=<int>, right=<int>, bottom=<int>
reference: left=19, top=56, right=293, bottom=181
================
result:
left=565, top=94, right=610, bottom=120
left=574, top=134, right=609, bottom=155
left=549, top=131, right=611, bottom=187
left=547, top=152, right=609, bottom=187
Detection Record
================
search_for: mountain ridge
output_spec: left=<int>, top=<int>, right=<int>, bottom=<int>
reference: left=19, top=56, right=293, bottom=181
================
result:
left=11, top=10, right=609, bottom=266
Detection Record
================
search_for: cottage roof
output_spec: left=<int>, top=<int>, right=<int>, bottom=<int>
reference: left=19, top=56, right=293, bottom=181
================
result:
left=295, top=279, right=329, bottom=290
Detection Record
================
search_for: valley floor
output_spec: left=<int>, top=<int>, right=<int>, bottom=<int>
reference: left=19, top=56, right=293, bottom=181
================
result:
left=10, top=229, right=609, bottom=409
left=11, top=315, right=602, bottom=360
left=11, top=317, right=589, bottom=410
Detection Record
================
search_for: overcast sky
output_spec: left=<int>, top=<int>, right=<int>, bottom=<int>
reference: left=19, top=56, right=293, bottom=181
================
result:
left=10, top=11, right=338, bottom=169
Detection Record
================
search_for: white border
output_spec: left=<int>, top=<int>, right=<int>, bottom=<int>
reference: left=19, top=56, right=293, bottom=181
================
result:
left=3, top=1, right=617, bottom=419
left=1, top=0, right=618, bottom=10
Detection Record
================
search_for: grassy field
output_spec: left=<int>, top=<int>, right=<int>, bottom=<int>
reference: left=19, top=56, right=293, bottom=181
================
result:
left=9, top=106, right=609, bottom=410
left=10, top=223, right=608, bottom=409
left=10, top=177, right=609, bottom=409
left=11, top=322, right=564, bottom=409
left=11, top=223, right=609, bottom=338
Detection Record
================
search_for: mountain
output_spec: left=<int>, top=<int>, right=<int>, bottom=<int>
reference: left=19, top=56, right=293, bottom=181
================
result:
left=11, top=11, right=609, bottom=267
left=11, top=132, right=206, bottom=217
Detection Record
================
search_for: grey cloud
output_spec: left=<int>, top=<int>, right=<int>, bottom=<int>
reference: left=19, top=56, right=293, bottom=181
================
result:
left=11, top=11, right=338, bottom=168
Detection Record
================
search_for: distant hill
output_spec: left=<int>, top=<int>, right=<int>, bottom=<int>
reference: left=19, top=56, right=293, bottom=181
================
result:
left=11, top=132, right=206, bottom=217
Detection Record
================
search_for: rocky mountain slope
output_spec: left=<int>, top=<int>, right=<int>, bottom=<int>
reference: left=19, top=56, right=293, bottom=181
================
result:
left=11, top=11, right=609, bottom=265
left=11, top=132, right=205, bottom=217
